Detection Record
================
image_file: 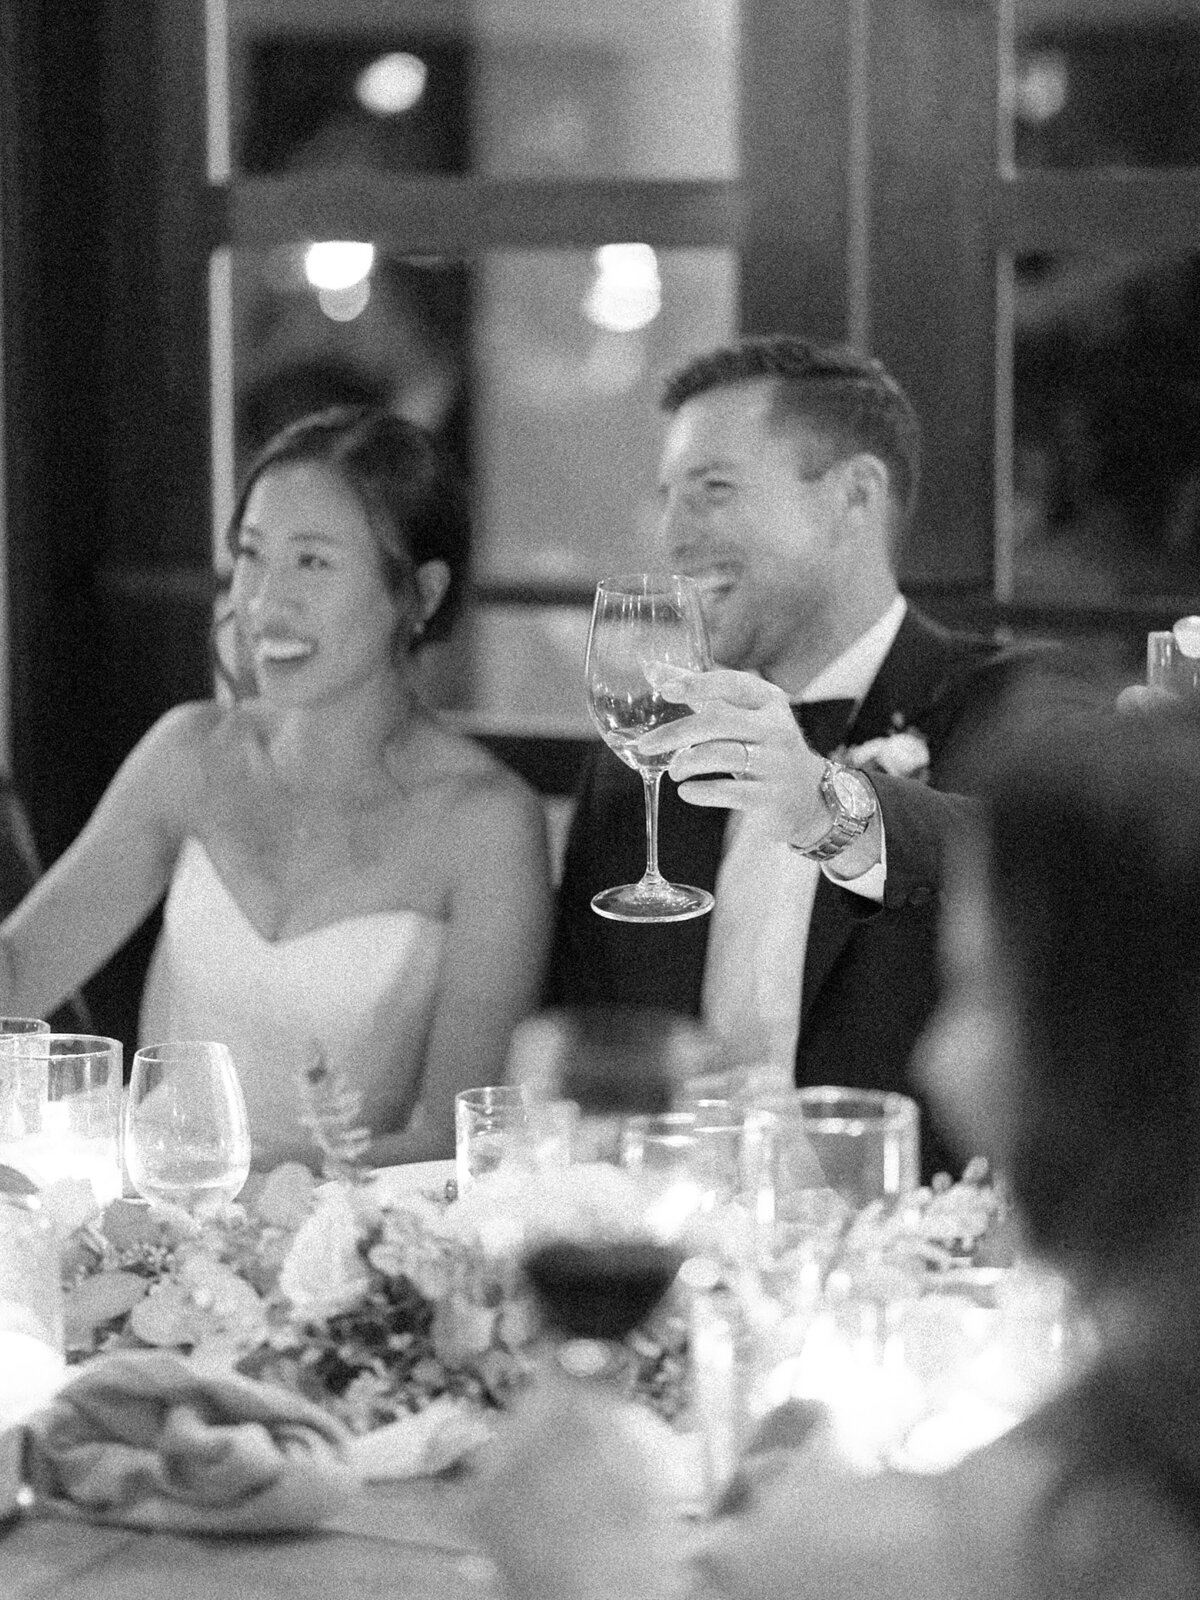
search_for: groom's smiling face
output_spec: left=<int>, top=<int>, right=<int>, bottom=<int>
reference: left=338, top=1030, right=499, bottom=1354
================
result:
left=655, top=378, right=846, bottom=684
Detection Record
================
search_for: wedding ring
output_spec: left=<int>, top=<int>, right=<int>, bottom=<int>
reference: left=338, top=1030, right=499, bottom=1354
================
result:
left=734, top=739, right=752, bottom=780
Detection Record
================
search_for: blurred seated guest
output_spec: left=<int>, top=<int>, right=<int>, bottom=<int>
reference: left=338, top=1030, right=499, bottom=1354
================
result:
left=549, top=335, right=1097, bottom=1179
left=476, top=703, right=1200, bottom=1599
left=0, top=407, right=551, bottom=1169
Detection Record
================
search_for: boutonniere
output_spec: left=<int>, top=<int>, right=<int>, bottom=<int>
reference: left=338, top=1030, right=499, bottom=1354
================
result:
left=839, top=716, right=931, bottom=782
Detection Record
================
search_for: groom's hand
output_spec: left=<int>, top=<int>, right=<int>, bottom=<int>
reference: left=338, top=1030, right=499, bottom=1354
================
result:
left=637, top=667, right=866, bottom=863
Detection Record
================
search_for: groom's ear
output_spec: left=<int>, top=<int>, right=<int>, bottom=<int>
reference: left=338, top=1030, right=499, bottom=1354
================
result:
left=838, top=453, right=890, bottom=526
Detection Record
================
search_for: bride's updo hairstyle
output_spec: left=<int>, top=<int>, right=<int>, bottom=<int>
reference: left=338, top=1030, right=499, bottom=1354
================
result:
left=225, top=404, right=470, bottom=658
left=977, top=698, right=1200, bottom=1290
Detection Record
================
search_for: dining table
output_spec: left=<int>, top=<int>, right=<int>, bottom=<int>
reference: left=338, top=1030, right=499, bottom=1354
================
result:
left=0, top=1156, right=1060, bottom=1600
left=0, top=1160, right=512, bottom=1600
left=1, top=1473, right=501, bottom=1600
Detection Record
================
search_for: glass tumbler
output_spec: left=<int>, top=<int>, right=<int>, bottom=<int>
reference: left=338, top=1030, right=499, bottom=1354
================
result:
left=454, top=1085, right=529, bottom=1194
left=786, top=1087, right=919, bottom=1210
left=1147, top=617, right=1200, bottom=697
left=620, top=1103, right=742, bottom=1216
left=0, top=1034, right=122, bottom=1205
left=0, top=1020, right=50, bottom=1176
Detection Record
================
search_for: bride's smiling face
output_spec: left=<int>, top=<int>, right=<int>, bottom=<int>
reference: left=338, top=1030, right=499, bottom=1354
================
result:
left=231, top=461, right=404, bottom=706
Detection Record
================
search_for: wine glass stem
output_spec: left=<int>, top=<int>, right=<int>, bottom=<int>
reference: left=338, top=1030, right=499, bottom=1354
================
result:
left=640, top=770, right=667, bottom=887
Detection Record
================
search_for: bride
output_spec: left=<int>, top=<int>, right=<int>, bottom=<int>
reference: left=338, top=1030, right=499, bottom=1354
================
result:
left=0, top=406, right=552, bottom=1168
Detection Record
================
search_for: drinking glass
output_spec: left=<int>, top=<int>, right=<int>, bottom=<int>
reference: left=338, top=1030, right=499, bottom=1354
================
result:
left=0, top=1034, right=122, bottom=1204
left=749, top=1088, right=919, bottom=1220
left=1147, top=616, right=1200, bottom=697
left=520, top=1149, right=690, bottom=1350
left=125, top=1041, right=251, bottom=1212
left=455, top=1084, right=529, bottom=1195
left=620, top=1103, right=742, bottom=1218
left=0, top=1019, right=50, bottom=1184
left=585, top=571, right=714, bottom=922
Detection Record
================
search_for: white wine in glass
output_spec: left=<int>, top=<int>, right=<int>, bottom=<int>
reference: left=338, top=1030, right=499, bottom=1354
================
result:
left=125, top=1041, right=251, bottom=1212
left=586, top=572, right=715, bottom=922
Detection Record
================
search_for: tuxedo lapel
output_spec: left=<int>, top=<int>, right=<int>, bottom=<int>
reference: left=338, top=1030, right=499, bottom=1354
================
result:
left=800, top=607, right=991, bottom=1033
left=843, top=607, right=974, bottom=747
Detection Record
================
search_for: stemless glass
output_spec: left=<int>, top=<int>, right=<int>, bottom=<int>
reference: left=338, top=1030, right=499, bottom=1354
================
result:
left=745, top=1088, right=920, bottom=1272
left=620, top=1103, right=742, bottom=1218
left=454, top=1084, right=529, bottom=1195
left=1147, top=616, right=1200, bottom=697
left=585, top=571, right=714, bottom=922
left=791, top=1087, right=920, bottom=1210
left=0, top=1018, right=50, bottom=1180
left=0, top=1033, right=122, bottom=1204
left=124, top=1041, right=251, bottom=1212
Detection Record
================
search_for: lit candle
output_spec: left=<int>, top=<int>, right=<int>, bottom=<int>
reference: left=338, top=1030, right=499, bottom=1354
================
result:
left=0, top=1098, right=121, bottom=1204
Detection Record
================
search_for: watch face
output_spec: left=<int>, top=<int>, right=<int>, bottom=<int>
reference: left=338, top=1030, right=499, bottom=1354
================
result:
left=830, top=766, right=875, bottom=821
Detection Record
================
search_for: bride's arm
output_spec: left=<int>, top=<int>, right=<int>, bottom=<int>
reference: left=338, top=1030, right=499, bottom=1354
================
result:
left=364, top=771, right=553, bottom=1166
left=0, top=704, right=199, bottom=1017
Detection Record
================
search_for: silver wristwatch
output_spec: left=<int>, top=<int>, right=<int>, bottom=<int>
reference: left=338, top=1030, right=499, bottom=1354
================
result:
left=790, top=760, right=877, bottom=861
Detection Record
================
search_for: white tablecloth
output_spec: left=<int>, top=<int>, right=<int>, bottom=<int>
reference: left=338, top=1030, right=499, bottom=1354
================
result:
left=369, top=1160, right=455, bottom=1204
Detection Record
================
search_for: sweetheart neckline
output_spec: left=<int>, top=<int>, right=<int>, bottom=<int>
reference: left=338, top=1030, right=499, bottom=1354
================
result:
left=177, top=837, right=446, bottom=950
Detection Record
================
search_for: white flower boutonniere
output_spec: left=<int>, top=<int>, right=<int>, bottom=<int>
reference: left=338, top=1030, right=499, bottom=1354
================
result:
left=841, top=726, right=931, bottom=782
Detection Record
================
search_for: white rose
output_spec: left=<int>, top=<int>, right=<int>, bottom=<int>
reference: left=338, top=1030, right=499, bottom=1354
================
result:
left=278, top=1186, right=371, bottom=1319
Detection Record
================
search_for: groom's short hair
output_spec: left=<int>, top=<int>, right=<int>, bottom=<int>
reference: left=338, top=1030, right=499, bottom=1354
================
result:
left=661, top=335, right=922, bottom=536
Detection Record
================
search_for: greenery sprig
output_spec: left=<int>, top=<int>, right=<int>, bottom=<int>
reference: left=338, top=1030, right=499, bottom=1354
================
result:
left=297, top=1045, right=373, bottom=1181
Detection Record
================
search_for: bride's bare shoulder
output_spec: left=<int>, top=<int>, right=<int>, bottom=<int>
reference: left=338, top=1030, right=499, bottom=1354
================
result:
left=137, top=699, right=258, bottom=780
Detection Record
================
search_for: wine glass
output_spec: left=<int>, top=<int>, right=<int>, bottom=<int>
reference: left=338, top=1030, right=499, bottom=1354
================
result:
left=585, top=571, right=714, bottom=922
left=512, top=1005, right=715, bottom=1368
left=124, top=1041, right=251, bottom=1212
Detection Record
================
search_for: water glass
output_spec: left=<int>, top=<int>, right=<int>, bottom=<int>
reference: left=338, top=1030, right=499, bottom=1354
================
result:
left=0, top=1019, right=49, bottom=1172
left=125, top=1041, right=251, bottom=1212
left=455, top=1085, right=528, bottom=1194
left=1147, top=617, right=1200, bottom=697
left=620, top=1103, right=742, bottom=1214
left=0, top=1034, right=122, bottom=1204
left=766, top=1088, right=920, bottom=1211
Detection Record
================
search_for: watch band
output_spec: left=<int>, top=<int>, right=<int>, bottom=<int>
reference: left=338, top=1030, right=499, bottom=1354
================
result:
left=789, top=760, right=875, bottom=861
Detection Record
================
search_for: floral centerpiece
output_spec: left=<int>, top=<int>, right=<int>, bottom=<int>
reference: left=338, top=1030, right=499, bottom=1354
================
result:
left=41, top=1063, right=1015, bottom=1474
left=49, top=1064, right=688, bottom=1468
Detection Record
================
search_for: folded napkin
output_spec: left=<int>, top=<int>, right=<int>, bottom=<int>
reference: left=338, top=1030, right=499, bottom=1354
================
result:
left=24, top=1349, right=361, bottom=1533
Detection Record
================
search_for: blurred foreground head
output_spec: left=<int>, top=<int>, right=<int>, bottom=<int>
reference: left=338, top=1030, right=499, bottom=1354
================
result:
left=922, top=696, right=1200, bottom=1291
left=507, top=1004, right=724, bottom=1117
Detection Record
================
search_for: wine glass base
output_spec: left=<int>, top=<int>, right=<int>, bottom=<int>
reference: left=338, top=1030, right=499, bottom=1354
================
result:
left=590, top=882, right=714, bottom=924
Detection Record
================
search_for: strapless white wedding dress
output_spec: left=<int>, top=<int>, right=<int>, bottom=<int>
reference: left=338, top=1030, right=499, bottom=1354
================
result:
left=139, top=838, right=446, bottom=1169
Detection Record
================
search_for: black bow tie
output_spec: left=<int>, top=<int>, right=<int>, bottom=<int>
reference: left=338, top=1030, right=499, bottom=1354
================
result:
left=794, top=697, right=858, bottom=757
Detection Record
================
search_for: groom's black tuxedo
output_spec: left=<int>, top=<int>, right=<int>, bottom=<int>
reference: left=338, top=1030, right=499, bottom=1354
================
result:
left=547, top=607, right=1089, bottom=1179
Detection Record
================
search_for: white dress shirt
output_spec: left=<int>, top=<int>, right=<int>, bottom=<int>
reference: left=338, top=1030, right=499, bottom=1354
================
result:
left=700, top=596, right=907, bottom=1088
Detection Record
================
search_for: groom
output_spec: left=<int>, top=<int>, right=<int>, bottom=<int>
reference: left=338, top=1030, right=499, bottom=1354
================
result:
left=547, top=335, right=1091, bottom=1177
